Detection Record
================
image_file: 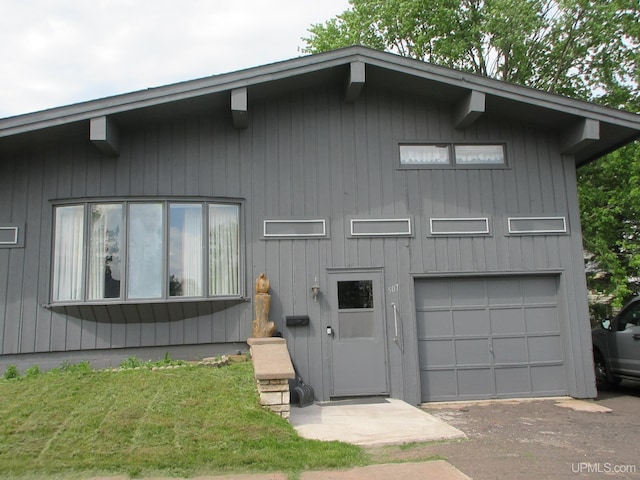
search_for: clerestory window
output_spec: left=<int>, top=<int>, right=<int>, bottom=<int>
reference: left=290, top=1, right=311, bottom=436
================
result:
left=51, top=200, right=241, bottom=303
left=399, top=143, right=506, bottom=168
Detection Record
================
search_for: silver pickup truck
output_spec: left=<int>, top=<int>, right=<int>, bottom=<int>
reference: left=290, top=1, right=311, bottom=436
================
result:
left=592, top=297, right=640, bottom=388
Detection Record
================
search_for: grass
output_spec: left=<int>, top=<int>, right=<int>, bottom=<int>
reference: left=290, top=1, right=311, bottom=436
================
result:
left=0, top=362, right=366, bottom=479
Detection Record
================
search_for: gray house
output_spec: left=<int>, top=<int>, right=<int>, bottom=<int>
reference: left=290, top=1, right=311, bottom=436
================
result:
left=1, top=47, right=639, bottom=403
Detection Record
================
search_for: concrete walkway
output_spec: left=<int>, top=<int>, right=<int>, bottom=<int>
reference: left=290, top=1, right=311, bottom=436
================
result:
left=289, top=397, right=466, bottom=446
left=300, top=460, right=471, bottom=479
left=106, top=461, right=471, bottom=479
left=158, top=460, right=471, bottom=479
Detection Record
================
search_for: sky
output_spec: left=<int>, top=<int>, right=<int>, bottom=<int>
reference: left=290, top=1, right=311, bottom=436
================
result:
left=0, top=0, right=351, bottom=119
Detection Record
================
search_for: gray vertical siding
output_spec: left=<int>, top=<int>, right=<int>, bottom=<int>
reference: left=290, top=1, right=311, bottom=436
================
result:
left=0, top=84, right=594, bottom=400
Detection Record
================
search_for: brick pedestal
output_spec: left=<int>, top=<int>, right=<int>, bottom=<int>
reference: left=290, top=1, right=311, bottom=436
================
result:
left=256, top=378, right=291, bottom=418
left=247, top=337, right=295, bottom=420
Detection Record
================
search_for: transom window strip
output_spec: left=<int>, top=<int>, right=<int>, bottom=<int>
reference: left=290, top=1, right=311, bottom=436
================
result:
left=52, top=201, right=240, bottom=303
left=454, top=145, right=505, bottom=164
left=400, top=143, right=505, bottom=167
left=399, top=144, right=449, bottom=165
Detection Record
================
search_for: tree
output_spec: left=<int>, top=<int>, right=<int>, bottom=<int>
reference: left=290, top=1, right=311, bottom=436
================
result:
left=578, top=143, right=640, bottom=307
left=303, top=0, right=640, bottom=306
left=304, top=0, right=638, bottom=99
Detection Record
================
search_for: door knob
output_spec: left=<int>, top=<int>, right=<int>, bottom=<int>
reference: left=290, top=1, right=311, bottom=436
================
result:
left=326, top=326, right=334, bottom=337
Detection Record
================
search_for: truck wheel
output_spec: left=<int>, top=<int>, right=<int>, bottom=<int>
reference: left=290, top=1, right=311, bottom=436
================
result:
left=593, top=351, right=620, bottom=389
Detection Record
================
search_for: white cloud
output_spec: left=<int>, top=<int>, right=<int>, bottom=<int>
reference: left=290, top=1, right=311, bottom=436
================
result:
left=0, top=0, right=350, bottom=118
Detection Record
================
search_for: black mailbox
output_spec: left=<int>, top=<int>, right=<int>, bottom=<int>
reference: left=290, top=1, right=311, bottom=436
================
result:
left=286, top=315, right=310, bottom=327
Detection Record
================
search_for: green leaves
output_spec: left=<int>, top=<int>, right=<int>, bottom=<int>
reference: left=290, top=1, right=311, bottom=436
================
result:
left=302, top=0, right=639, bottom=100
left=579, top=142, right=640, bottom=306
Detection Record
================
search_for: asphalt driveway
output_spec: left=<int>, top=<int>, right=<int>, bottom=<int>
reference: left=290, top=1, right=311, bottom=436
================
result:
left=369, top=382, right=640, bottom=479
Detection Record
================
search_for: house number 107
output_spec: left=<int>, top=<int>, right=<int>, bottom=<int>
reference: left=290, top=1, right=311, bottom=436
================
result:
left=387, top=284, right=399, bottom=294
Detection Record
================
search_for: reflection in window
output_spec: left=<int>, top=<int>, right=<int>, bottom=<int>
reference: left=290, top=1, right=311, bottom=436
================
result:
left=88, top=204, right=122, bottom=299
left=618, top=304, right=640, bottom=331
left=338, top=280, right=373, bottom=309
left=128, top=203, right=163, bottom=299
left=169, top=204, right=203, bottom=297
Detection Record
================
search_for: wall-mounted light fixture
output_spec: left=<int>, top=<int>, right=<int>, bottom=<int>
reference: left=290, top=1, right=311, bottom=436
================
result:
left=311, top=277, right=321, bottom=301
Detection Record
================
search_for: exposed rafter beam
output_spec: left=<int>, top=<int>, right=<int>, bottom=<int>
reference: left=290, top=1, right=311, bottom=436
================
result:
left=231, top=88, right=248, bottom=129
left=90, top=116, right=119, bottom=156
left=345, top=61, right=365, bottom=102
left=454, top=90, right=485, bottom=129
left=561, top=118, right=599, bottom=154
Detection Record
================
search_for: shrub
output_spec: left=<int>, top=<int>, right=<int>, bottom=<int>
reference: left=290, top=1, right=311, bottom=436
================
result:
left=24, top=365, right=41, bottom=378
left=55, top=360, right=92, bottom=375
left=3, top=364, right=19, bottom=380
left=120, top=356, right=143, bottom=369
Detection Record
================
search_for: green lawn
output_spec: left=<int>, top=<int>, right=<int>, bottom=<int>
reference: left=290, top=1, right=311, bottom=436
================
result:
left=0, top=362, right=366, bottom=479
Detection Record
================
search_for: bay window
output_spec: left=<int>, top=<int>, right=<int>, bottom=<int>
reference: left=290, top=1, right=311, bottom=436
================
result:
left=169, top=203, right=203, bottom=297
left=52, top=205, right=85, bottom=301
left=51, top=200, right=241, bottom=303
left=88, top=203, right=123, bottom=300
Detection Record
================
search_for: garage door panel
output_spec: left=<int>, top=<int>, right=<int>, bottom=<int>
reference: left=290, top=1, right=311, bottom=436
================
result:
left=522, top=277, right=557, bottom=303
left=418, top=340, right=454, bottom=367
left=416, top=310, right=452, bottom=337
left=455, top=338, right=492, bottom=366
left=458, top=369, right=492, bottom=396
left=492, top=337, right=528, bottom=364
left=420, top=370, right=458, bottom=399
left=415, top=281, right=450, bottom=308
left=487, top=279, right=522, bottom=305
left=530, top=365, right=566, bottom=393
left=528, top=336, right=563, bottom=362
left=452, top=309, right=490, bottom=336
left=490, top=308, right=526, bottom=334
left=451, top=279, right=485, bottom=306
left=495, top=367, right=531, bottom=395
left=525, top=307, right=559, bottom=333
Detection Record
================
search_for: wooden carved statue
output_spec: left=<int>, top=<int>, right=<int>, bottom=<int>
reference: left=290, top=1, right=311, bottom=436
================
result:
left=255, top=273, right=270, bottom=294
left=252, top=273, right=275, bottom=338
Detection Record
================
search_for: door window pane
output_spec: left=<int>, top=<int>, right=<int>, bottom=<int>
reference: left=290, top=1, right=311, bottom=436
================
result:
left=52, top=205, right=85, bottom=301
left=169, top=204, right=203, bottom=297
left=338, top=280, right=373, bottom=309
left=209, top=204, right=240, bottom=295
left=88, top=204, right=122, bottom=299
left=127, top=203, right=163, bottom=299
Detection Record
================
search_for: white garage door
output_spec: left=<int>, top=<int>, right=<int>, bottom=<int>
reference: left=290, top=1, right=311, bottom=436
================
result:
left=416, top=276, right=568, bottom=402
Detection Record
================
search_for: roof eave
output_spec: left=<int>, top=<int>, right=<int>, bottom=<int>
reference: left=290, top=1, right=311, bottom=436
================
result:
left=1, top=46, right=638, bottom=165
